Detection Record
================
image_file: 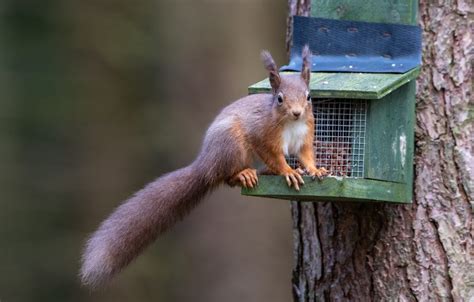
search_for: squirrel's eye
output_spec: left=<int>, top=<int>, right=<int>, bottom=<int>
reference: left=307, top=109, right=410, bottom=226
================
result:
left=277, top=94, right=284, bottom=105
left=306, top=94, right=311, bottom=102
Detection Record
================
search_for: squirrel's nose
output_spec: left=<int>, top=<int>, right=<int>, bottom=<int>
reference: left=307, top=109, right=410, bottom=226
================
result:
left=292, top=110, right=301, bottom=118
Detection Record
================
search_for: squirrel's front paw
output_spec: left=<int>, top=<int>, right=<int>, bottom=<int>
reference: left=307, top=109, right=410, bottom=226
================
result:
left=282, top=169, right=305, bottom=191
left=307, top=167, right=328, bottom=180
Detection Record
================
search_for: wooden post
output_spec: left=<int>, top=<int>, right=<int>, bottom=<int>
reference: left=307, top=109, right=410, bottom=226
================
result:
left=289, top=0, right=473, bottom=301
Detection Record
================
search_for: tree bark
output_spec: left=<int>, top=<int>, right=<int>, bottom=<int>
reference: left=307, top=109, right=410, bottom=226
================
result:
left=290, top=1, right=473, bottom=301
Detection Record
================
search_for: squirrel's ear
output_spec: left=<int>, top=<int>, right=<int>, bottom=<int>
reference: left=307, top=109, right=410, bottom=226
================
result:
left=261, top=50, right=281, bottom=93
left=301, top=45, right=311, bottom=86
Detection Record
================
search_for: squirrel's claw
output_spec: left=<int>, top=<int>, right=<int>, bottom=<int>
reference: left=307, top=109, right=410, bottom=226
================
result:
left=234, top=168, right=258, bottom=188
left=238, top=175, right=248, bottom=188
left=284, top=169, right=305, bottom=191
left=307, top=167, right=328, bottom=181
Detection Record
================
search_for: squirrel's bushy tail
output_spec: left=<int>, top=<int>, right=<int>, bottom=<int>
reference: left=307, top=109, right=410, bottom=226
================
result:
left=80, top=162, right=217, bottom=288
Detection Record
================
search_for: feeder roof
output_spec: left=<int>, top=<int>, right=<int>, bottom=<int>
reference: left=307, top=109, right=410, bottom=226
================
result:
left=248, top=67, right=419, bottom=100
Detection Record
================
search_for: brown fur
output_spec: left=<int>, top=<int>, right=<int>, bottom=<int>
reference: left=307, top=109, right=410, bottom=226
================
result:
left=80, top=46, right=326, bottom=288
left=261, top=50, right=281, bottom=93
left=301, top=45, right=311, bottom=85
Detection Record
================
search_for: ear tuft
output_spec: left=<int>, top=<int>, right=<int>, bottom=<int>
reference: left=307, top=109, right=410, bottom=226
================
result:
left=301, top=45, right=312, bottom=86
left=261, top=50, right=277, bottom=72
left=261, top=50, right=281, bottom=93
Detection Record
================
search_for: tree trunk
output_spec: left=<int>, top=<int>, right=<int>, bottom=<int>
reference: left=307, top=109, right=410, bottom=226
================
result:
left=289, top=1, right=473, bottom=301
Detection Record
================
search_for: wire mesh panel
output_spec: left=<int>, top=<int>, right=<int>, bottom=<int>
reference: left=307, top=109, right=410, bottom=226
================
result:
left=286, top=99, right=367, bottom=178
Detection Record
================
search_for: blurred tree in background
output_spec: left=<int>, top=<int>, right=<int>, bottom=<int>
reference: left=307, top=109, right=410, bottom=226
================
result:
left=0, top=1, right=292, bottom=301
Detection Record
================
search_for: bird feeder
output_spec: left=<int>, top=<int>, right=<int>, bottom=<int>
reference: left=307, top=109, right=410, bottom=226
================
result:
left=242, top=15, right=421, bottom=204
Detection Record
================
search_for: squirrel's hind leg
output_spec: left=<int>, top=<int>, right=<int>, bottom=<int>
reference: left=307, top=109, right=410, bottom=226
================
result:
left=227, top=168, right=258, bottom=188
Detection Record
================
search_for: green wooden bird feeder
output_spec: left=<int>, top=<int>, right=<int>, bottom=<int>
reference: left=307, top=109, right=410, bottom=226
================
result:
left=242, top=0, right=420, bottom=204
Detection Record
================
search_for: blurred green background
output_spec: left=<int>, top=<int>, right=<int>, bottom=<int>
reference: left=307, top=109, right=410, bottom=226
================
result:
left=0, top=1, right=293, bottom=301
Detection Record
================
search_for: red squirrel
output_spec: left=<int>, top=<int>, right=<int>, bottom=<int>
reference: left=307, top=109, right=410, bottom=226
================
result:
left=80, top=46, right=327, bottom=287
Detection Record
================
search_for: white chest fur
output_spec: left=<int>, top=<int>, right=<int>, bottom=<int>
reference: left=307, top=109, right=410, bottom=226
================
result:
left=281, top=120, right=308, bottom=156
